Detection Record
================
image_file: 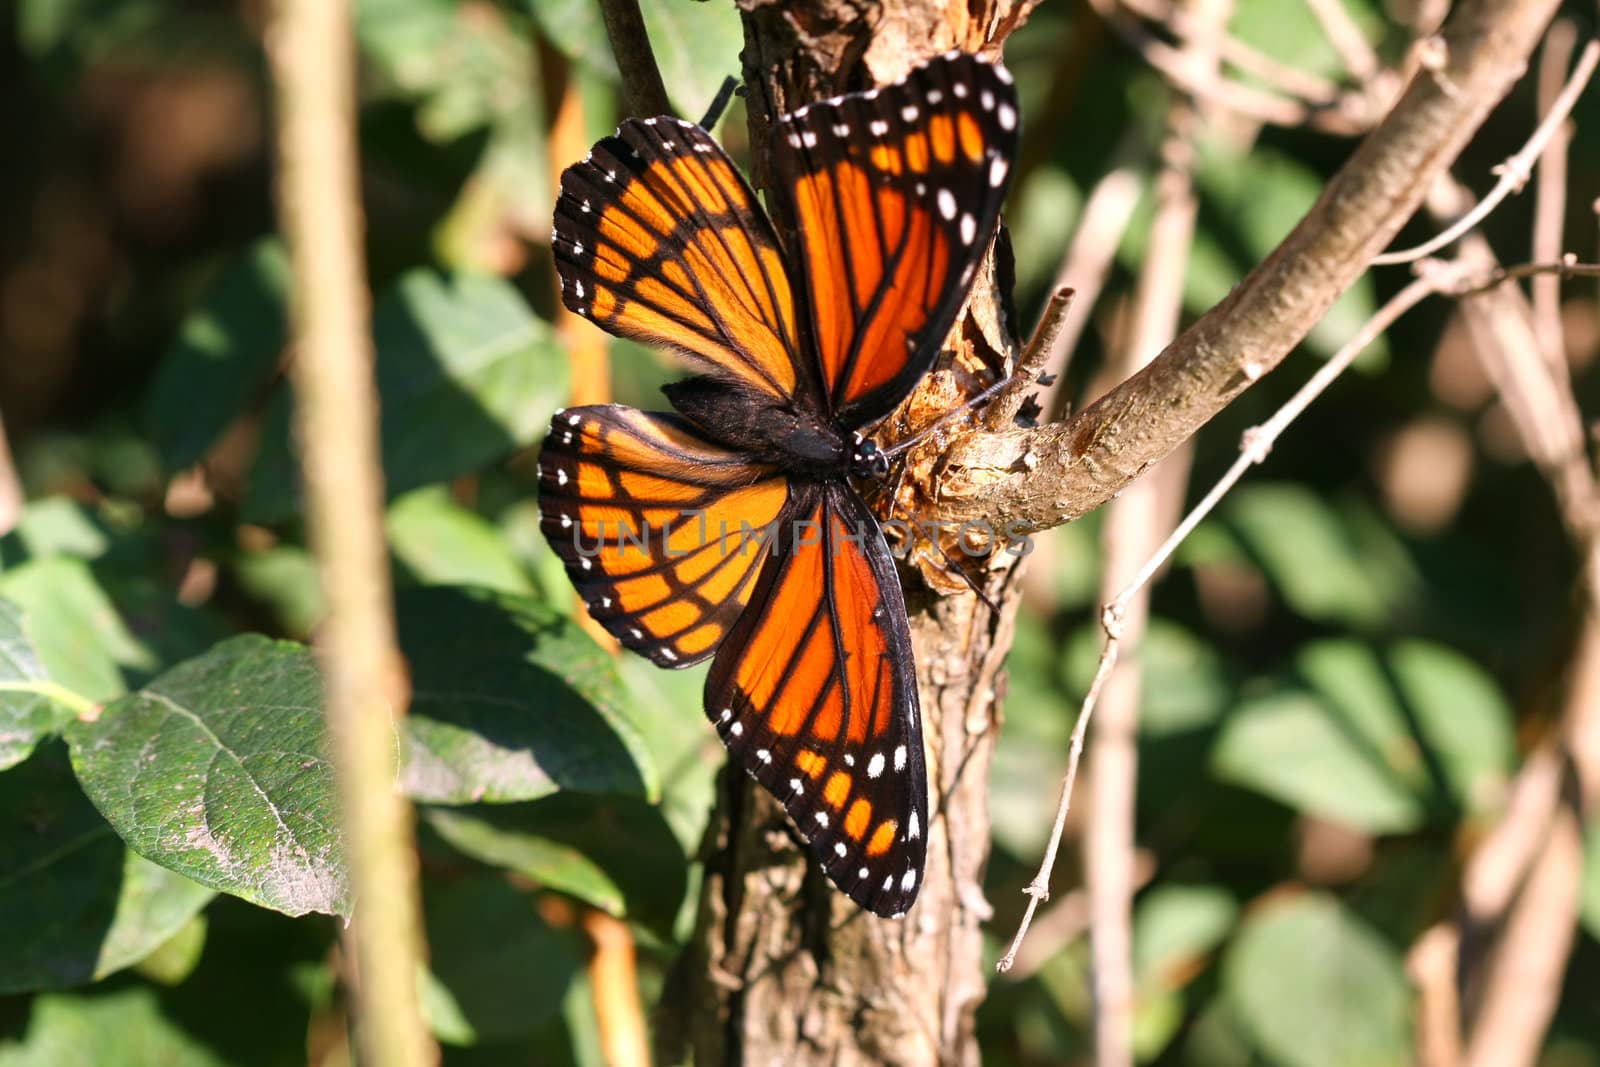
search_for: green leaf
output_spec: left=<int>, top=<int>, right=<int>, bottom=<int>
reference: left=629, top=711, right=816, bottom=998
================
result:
left=1225, top=893, right=1411, bottom=1067
left=0, top=557, right=153, bottom=703
left=388, top=486, right=535, bottom=595
left=0, top=985, right=233, bottom=1067
left=1212, top=688, right=1425, bottom=833
left=231, top=545, right=325, bottom=639
left=0, top=599, right=81, bottom=770
left=1134, top=884, right=1238, bottom=992
left=144, top=240, right=291, bottom=470
left=525, top=0, right=615, bottom=80
left=637, top=0, right=745, bottom=120
left=421, top=877, right=583, bottom=1046
left=0, top=496, right=111, bottom=566
left=0, top=743, right=213, bottom=992
left=246, top=272, right=566, bottom=522
left=1223, top=485, right=1411, bottom=628
left=1385, top=640, right=1514, bottom=816
left=66, top=636, right=349, bottom=918
left=425, top=793, right=686, bottom=936
left=397, top=585, right=655, bottom=804
left=1583, top=816, right=1600, bottom=941
left=1064, top=616, right=1231, bottom=737
left=132, top=913, right=209, bottom=986
left=1217, top=638, right=1515, bottom=830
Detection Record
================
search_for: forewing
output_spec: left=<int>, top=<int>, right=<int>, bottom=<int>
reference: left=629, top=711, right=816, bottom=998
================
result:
left=553, top=119, right=815, bottom=406
left=538, top=405, right=789, bottom=667
left=771, top=51, right=1019, bottom=426
left=705, top=481, right=927, bottom=917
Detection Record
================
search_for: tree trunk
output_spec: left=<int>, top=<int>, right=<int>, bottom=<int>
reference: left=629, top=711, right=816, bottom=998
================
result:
left=657, top=2, right=1035, bottom=1063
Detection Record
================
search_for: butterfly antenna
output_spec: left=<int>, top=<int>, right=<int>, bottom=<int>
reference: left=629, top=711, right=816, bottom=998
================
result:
left=698, top=76, right=740, bottom=130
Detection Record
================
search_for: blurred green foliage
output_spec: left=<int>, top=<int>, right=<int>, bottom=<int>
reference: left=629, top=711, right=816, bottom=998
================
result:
left=3, top=0, right=1600, bottom=1064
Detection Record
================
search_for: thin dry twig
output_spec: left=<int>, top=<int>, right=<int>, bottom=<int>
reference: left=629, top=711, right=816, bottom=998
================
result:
left=1087, top=0, right=1384, bottom=132
left=597, top=0, right=672, bottom=118
left=1039, top=139, right=1148, bottom=422
left=268, top=2, right=434, bottom=1064
left=1301, top=0, right=1380, bottom=80
left=1371, top=37, right=1600, bottom=265
left=1532, top=22, right=1577, bottom=370
left=1000, top=265, right=1446, bottom=974
left=987, top=287, right=1076, bottom=429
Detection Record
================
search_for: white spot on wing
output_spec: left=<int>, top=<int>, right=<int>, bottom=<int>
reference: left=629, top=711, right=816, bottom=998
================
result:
left=858, top=867, right=869, bottom=879
left=833, top=123, right=850, bottom=137
left=556, top=469, right=569, bottom=486
left=787, top=132, right=803, bottom=148
left=901, top=104, right=918, bottom=121
left=757, top=749, right=771, bottom=764
left=560, top=515, right=572, bottom=529
left=980, top=89, right=995, bottom=111
left=869, top=119, right=888, bottom=136
left=574, top=280, right=585, bottom=298
left=815, top=812, right=829, bottom=827
left=894, top=745, right=907, bottom=771
left=937, top=189, right=957, bottom=220
left=729, top=722, right=743, bottom=737
left=834, top=842, right=847, bottom=857
left=998, top=102, right=1017, bottom=131
left=927, top=88, right=943, bottom=104
left=719, top=708, right=733, bottom=723
left=902, top=869, right=917, bottom=891
left=908, top=812, right=921, bottom=839
left=989, top=156, right=1009, bottom=187
left=953, top=82, right=969, bottom=99
left=960, top=213, right=977, bottom=244
left=844, top=754, right=855, bottom=767
left=867, top=752, right=885, bottom=778
left=790, top=778, right=803, bottom=793
left=660, top=648, right=677, bottom=662
left=882, top=875, right=894, bottom=892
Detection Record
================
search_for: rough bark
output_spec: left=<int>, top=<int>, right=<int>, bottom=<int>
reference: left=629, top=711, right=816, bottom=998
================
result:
left=657, top=0, right=1561, bottom=1063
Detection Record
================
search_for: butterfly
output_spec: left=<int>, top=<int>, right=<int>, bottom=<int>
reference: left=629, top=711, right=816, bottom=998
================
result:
left=538, top=51, right=1018, bottom=917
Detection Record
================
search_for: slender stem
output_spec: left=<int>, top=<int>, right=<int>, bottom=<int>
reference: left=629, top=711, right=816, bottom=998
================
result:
left=0, top=680, right=98, bottom=719
left=268, top=2, right=434, bottom=1065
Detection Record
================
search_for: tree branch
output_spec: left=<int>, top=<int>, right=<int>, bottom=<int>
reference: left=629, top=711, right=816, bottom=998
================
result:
left=598, top=0, right=673, bottom=118
left=936, top=0, right=1564, bottom=534
left=268, top=1, right=434, bottom=1063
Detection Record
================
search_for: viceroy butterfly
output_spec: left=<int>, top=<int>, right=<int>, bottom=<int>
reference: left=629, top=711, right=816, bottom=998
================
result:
left=539, top=51, right=1018, bottom=917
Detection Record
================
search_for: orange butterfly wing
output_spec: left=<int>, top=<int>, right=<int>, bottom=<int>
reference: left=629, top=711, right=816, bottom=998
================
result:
left=552, top=119, right=819, bottom=408
left=538, top=405, right=789, bottom=666
left=705, top=483, right=926, bottom=917
left=771, top=52, right=1019, bottom=425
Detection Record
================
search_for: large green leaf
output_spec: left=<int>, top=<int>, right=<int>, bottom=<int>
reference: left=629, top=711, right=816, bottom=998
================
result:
left=1214, top=638, right=1515, bottom=831
left=0, top=557, right=152, bottom=703
left=1212, top=689, right=1424, bottom=833
left=421, top=877, right=584, bottom=1046
left=1222, top=485, right=1415, bottom=628
left=144, top=240, right=290, bottom=471
left=0, top=743, right=213, bottom=993
left=425, top=793, right=686, bottom=936
left=0, top=496, right=111, bottom=567
left=1134, top=884, right=1238, bottom=993
left=397, top=585, right=655, bottom=804
left=66, top=636, right=349, bottom=917
left=246, top=272, right=567, bottom=522
left=0, top=985, right=232, bottom=1067
left=0, top=599, right=78, bottom=770
left=1224, top=893, right=1411, bottom=1067
left=387, top=486, right=535, bottom=595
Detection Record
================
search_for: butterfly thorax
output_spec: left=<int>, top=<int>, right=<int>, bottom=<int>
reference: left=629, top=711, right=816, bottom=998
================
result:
left=662, top=375, right=857, bottom=480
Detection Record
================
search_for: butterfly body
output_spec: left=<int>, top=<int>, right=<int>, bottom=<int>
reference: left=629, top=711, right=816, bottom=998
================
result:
left=540, top=52, right=1018, bottom=916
